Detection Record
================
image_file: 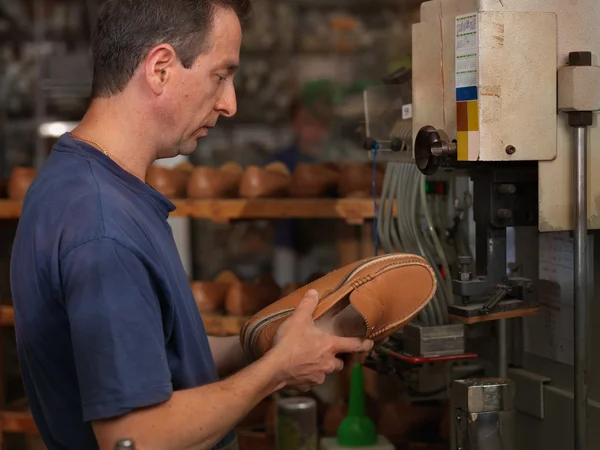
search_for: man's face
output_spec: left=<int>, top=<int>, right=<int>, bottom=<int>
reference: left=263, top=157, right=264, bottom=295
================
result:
left=158, top=7, right=241, bottom=157
left=294, top=107, right=330, bottom=156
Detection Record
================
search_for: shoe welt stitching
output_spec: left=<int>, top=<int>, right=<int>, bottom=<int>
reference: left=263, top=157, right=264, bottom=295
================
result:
left=368, top=263, right=438, bottom=338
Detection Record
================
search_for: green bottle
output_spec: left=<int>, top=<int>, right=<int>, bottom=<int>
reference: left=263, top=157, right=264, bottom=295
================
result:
left=337, top=363, right=378, bottom=447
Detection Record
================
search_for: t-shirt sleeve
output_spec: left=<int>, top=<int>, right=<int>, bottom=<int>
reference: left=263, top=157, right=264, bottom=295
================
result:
left=60, top=237, right=173, bottom=422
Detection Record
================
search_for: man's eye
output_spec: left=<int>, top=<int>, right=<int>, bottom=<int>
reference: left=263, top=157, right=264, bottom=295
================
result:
left=217, top=75, right=227, bottom=84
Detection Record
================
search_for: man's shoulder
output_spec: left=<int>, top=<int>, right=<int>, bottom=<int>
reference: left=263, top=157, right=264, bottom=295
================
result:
left=20, top=155, right=144, bottom=259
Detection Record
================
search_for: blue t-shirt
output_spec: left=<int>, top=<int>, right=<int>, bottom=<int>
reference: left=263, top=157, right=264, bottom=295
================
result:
left=10, top=134, right=235, bottom=449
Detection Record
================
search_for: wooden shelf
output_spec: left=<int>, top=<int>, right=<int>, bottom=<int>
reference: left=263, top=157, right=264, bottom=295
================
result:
left=0, top=305, right=243, bottom=336
left=0, top=306, right=14, bottom=327
left=1, top=411, right=38, bottom=435
left=171, top=198, right=380, bottom=224
left=0, top=199, right=382, bottom=224
left=0, top=201, right=22, bottom=219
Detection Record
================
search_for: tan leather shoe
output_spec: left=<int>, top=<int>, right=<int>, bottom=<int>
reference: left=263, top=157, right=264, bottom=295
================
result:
left=281, top=282, right=302, bottom=297
left=146, top=166, right=187, bottom=198
left=288, top=163, right=340, bottom=198
left=239, top=162, right=291, bottom=199
left=8, top=167, right=38, bottom=200
left=187, top=162, right=244, bottom=199
left=338, top=163, right=384, bottom=198
left=240, top=253, right=436, bottom=360
left=190, top=271, right=239, bottom=314
left=225, top=275, right=281, bottom=317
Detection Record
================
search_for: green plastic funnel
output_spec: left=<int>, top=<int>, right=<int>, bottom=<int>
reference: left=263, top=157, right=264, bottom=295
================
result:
left=337, top=363, right=378, bottom=447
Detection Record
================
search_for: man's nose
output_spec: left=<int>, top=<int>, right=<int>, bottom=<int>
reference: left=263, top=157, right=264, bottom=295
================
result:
left=215, top=83, right=237, bottom=117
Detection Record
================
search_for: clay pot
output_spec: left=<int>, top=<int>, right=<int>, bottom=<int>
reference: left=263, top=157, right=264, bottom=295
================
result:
left=225, top=275, right=281, bottom=316
left=146, top=166, right=189, bottom=198
left=190, top=271, right=239, bottom=315
left=337, top=163, right=384, bottom=198
left=288, top=163, right=340, bottom=198
left=8, top=167, right=38, bottom=200
left=239, top=162, right=291, bottom=199
left=187, top=162, right=243, bottom=199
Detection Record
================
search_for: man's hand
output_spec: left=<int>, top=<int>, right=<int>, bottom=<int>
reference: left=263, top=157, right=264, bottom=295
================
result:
left=269, top=289, right=373, bottom=391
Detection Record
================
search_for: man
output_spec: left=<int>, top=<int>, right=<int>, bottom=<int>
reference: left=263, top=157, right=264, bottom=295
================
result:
left=267, top=81, right=338, bottom=286
left=267, top=80, right=335, bottom=172
left=9, top=1, right=373, bottom=449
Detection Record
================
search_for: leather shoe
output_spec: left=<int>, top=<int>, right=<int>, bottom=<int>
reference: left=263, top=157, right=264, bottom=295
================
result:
left=240, top=253, right=436, bottom=360
left=191, top=270, right=239, bottom=314
left=225, top=274, right=281, bottom=317
left=239, top=162, right=291, bottom=199
left=288, top=163, right=340, bottom=198
left=8, top=167, right=38, bottom=200
left=147, top=166, right=188, bottom=198
left=338, top=163, right=384, bottom=198
left=188, top=162, right=243, bottom=199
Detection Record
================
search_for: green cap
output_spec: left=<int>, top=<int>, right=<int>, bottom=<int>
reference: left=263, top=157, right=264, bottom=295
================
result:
left=337, top=363, right=378, bottom=447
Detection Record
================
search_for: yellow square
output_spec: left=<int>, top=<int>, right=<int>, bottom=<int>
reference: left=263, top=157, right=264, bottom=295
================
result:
left=457, top=131, right=469, bottom=161
left=467, top=101, right=479, bottom=131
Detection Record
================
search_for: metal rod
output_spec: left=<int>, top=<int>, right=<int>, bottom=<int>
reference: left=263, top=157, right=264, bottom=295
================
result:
left=574, top=126, right=588, bottom=450
left=498, top=319, right=507, bottom=378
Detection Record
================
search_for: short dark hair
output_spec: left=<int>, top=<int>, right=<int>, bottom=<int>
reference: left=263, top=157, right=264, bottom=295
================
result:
left=91, top=0, right=252, bottom=99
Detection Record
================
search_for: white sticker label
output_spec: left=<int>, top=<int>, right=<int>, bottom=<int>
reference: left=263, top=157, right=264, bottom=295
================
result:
left=455, top=14, right=478, bottom=89
left=402, top=104, right=412, bottom=120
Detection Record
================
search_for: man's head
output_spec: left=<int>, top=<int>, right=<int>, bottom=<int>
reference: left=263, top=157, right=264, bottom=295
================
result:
left=91, top=0, right=251, bottom=157
left=291, top=81, right=335, bottom=157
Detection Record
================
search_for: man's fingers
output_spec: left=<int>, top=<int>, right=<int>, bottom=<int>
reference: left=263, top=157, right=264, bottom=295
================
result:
left=334, top=357, right=344, bottom=372
left=291, top=289, right=319, bottom=319
left=331, top=336, right=374, bottom=354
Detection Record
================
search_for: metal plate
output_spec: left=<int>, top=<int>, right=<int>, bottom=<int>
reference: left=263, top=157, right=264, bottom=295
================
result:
left=477, top=11, right=557, bottom=162
left=415, top=0, right=600, bottom=231
left=508, top=368, right=551, bottom=419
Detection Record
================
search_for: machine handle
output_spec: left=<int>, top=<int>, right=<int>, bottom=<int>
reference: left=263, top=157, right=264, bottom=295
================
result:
left=414, top=125, right=457, bottom=175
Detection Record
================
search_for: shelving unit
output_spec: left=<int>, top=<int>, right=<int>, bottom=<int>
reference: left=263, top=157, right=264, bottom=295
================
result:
left=0, top=0, right=417, bottom=445
left=0, top=196, right=383, bottom=441
left=0, top=198, right=385, bottom=223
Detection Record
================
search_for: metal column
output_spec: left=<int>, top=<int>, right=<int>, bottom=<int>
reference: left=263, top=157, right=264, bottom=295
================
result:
left=574, top=125, right=588, bottom=450
left=561, top=50, right=594, bottom=450
left=453, top=378, right=515, bottom=450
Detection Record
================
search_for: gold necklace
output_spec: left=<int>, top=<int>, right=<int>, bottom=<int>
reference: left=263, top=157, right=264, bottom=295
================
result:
left=69, top=132, right=109, bottom=157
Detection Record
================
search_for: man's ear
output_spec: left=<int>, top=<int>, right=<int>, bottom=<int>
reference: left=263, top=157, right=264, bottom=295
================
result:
left=144, top=44, right=178, bottom=95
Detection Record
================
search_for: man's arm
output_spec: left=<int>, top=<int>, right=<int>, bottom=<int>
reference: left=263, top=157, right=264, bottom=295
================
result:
left=208, top=336, right=251, bottom=377
left=61, top=239, right=372, bottom=450
left=93, top=349, right=283, bottom=450
left=92, top=291, right=373, bottom=450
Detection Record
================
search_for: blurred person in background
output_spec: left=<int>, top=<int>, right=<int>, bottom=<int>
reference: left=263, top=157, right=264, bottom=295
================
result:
left=267, top=81, right=339, bottom=287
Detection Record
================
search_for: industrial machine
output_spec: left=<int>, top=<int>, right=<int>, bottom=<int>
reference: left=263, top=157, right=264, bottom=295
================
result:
left=363, top=1, right=600, bottom=449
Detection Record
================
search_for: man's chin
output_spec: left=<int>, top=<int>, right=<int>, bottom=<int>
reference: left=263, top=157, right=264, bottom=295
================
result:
left=180, top=141, right=200, bottom=156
